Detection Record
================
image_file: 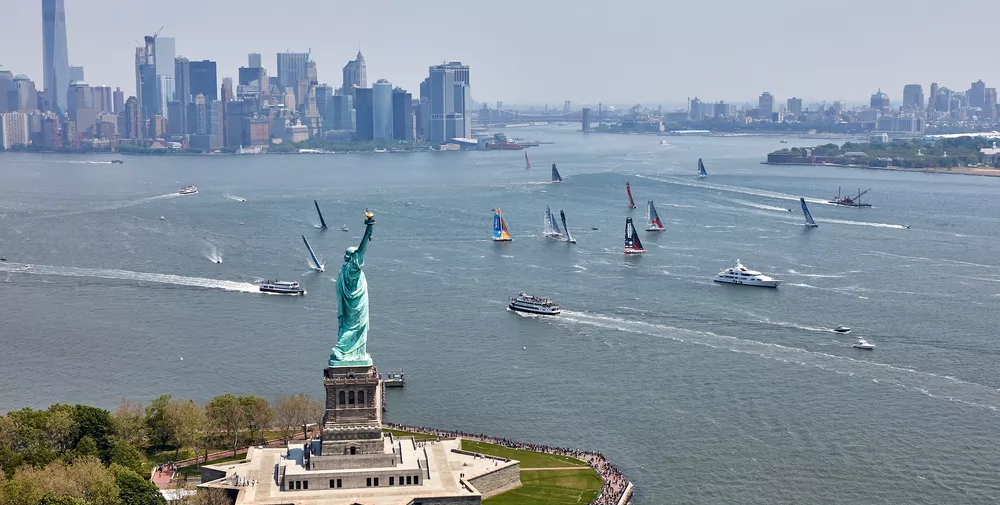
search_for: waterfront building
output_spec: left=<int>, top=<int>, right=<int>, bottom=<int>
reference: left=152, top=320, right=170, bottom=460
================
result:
left=392, top=88, right=413, bottom=141
left=427, top=62, right=471, bottom=142
left=787, top=97, right=803, bottom=116
left=277, top=52, right=308, bottom=103
left=758, top=92, right=775, bottom=119
left=248, top=52, right=262, bottom=69
left=354, top=87, right=374, bottom=141
left=189, top=60, right=218, bottom=102
left=341, top=51, right=367, bottom=95
left=372, top=80, right=393, bottom=140
left=903, top=84, right=924, bottom=111
left=42, top=0, right=70, bottom=115
left=970, top=79, right=986, bottom=109
left=8, top=75, right=38, bottom=113
left=0, top=112, right=30, bottom=149
left=870, top=89, right=890, bottom=114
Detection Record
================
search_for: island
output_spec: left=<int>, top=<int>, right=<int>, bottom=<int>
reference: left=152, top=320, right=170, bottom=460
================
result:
left=765, top=136, right=1000, bottom=176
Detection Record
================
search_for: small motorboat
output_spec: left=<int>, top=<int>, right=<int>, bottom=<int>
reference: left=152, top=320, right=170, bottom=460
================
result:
left=833, top=326, right=851, bottom=334
left=852, top=336, right=875, bottom=350
left=341, top=225, right=349, bottom=232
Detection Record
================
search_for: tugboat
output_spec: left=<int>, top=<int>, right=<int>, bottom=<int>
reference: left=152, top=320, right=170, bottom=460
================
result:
left=508, top=292, right=561, bottom=315
left=259, top=279, right=305, bottom=295
left=829, top=187, right=872, bottom=207
left=179, top=185, right=198, bottom=195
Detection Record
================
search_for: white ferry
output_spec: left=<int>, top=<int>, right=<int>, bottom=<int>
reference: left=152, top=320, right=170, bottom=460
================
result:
left=179, top=185, right=198, bottom=195
left=713, top=260, right=782, bottom=288
left=508, top=292, right=561, bottom=315
left=259, top=280, right=305, bottom=295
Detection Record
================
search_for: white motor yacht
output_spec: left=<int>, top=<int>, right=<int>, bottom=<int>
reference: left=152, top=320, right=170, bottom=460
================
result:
left=713, top=260, right=782, bottom=288
left=852, top=336, right=875, bottom=350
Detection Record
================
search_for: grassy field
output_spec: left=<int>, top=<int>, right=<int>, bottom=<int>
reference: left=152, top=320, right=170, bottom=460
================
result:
left=384, top=428, right=443, bottom=440
left=484, top=469, right=602, bottom=505
left=460, top=440, right=587, bottom=469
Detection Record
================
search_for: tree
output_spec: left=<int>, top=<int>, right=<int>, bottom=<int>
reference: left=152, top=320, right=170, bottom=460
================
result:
left=111, top=400, right=147, bottom=449
left=145, top=395, right=174, bottom=449
left=205, top=394, right=244, bottom=457
left=167, top=400, right=205, bottom=462
left=239, top=396, right=273, bottom=445
left=110, top=463, right=166, bottom=505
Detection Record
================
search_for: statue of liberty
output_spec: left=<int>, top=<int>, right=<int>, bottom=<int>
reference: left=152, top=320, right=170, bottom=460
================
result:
left=330, top=210, right=376, bottom=366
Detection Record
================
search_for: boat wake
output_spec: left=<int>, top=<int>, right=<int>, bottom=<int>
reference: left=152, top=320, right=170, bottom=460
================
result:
left=556, top=310, right=1000, bottom=411
left=637, top=174, right=829, bottom=205
left=0, top=262, right=258, bottom=293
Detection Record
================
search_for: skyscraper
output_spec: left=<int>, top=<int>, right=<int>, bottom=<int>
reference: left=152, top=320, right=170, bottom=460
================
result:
left=42, top=0, right=70, bottom=115
left=372, top=80, right=393, bottom=140
left=427, top=62, right=470, bottom=143
left=189, top=60, right=218, bottom=101
left=392, top=88, right=413, bottom=141
left=342, top=52, right=367, bottom=94
left=970, top=80, right=986, bottom=109
left=758, top=92, right=775, bottom=119
left=354, top=87, right=374, bottom=141
left=248, top=53, right=262, bottom=69
left=174, top=57, right=191, bottom=133
left=902, top=84, right=924, bottom=111
left=277, top=52, right=309, bottom=98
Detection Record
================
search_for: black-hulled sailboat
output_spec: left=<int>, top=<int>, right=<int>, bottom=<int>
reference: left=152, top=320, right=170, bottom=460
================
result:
left=624, top=217, right=646, bottom=254
left=551, top=163, right=562, bottom=182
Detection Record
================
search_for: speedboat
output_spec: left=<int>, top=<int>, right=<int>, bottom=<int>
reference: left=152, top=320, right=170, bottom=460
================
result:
left=341, top=225, right=349, bottom=232
left=508, top=292, right=561, bottom=315
left=852, top=336, right=875, bottom=350
left=713, top=260, right=782, bottom=288
left=833, top=326, right=852, bottom=334
left=179, top=185, right=198, bottom=195
left=259, top=280, right=305, bottom=295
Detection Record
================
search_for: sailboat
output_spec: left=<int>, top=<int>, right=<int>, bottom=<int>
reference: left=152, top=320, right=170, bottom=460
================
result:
left=314, top=200, right=328, bottom=229
left=559, top=210, right=576, bottom=244
left=525, top=152, right=531, bottom=169
left=698, top=158, right=708, bottom=178
left=551, top=163, right=562, bottom=182
left=626, top=182, right=637, bottom=209
left=301, top=235, right=325, bottom=272
left=800, top=198, right=818, bottom=227
left=543, top=205, right=564, bottom=238
left=492, top=209, right=513, bottom=242
left=645, top=200, right=665, bottom=231
left=624, top=217, right=646, bottom=254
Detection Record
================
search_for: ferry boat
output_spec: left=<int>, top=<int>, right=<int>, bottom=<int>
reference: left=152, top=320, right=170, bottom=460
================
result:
left=713, top=260, right=782, bottom=288
left=382, top=370, right=405, bottom=387
left=624, top=217, right=646, bottom=254
left=508, top=292, right=561, bottom=315
left=259, top=280, right=305, bottom=295
left=179, top=185, right=198, bottom=195
left=829, top=187, right=872, bottom=207
left=492, top=209, right=512, bottom=242
left=626, top=182, right=637, bottom=209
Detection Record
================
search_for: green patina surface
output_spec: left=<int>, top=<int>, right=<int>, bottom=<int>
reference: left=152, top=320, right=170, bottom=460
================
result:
left=460, top=440, right=588, bottom=469
left=484, top=469, right=602, bottom=505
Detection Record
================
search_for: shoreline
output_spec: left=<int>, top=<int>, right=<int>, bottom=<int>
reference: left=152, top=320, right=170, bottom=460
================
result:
left=384, top=422, right=634, bottom=505
left=763, top=161, right=1000, bottom=178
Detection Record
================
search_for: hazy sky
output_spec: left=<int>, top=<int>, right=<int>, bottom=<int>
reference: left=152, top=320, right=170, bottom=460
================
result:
left=4, top=0, right=998, bottom=107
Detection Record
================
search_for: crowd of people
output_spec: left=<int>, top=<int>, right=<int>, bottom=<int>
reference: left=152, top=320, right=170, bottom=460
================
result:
left=384, top=422, right=632, bottom=505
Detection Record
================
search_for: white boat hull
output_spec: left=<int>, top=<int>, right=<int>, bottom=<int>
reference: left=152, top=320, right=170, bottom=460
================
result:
left=713, top=277, right=781, bottom=288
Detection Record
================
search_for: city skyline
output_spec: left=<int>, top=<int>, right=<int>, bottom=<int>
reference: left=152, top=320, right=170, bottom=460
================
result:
left=5, top=0, right=1000, bottom=105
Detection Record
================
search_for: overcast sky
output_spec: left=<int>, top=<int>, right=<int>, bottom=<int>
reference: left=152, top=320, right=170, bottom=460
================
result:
left=3, top=0, right=998, bottom=107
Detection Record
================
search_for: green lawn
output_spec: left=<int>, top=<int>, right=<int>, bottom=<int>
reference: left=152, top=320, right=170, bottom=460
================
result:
left=485, top=469, right=602, bottom=505
left=384, top=429, right=443, bottom=440
left=460, top=440, right=587, bottom=469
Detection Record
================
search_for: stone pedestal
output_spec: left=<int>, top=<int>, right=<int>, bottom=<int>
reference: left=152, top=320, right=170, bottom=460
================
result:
left=319, top=364, right=383, bottom=456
